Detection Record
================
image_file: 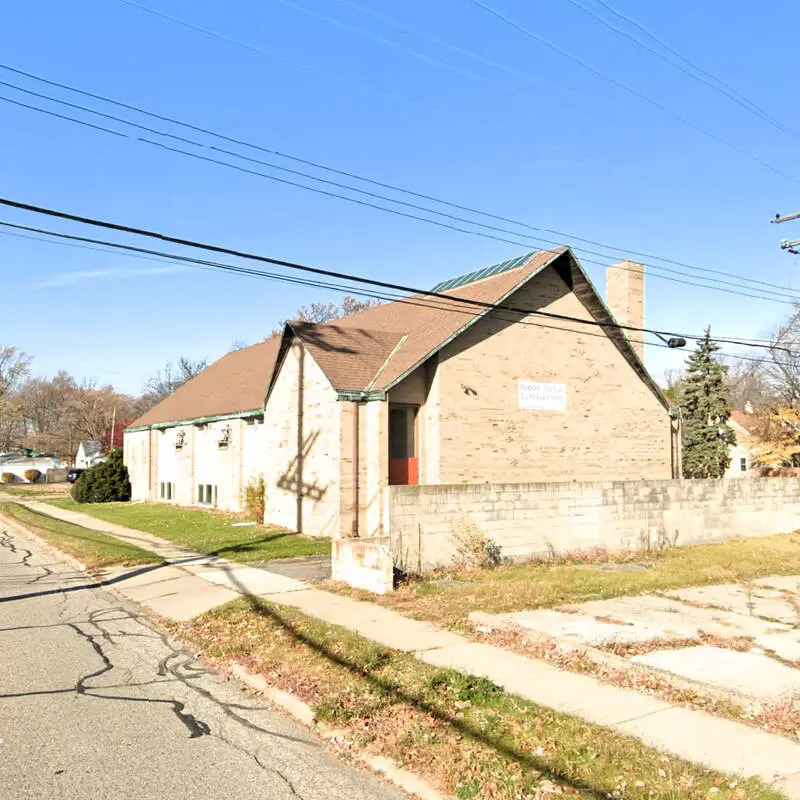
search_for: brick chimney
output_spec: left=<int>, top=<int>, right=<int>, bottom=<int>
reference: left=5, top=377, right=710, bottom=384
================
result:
left=606, top=260, right=645, bottom=361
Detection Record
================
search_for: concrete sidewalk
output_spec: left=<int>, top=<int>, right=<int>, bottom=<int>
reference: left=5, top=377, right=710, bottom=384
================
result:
left=17, top=501, right=800, bottom=795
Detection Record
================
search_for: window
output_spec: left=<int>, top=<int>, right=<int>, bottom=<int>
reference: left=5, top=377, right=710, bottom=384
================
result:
left=246, top=415, right=264, bottom=426
left=197, top=484, right=217, bottom=506
left=159, top=481, right=175, bottom=500
left=740, top=457, right=747, bottom=473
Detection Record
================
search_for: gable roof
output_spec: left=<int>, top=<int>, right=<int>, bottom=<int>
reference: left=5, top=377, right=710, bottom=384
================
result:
left=130, top=247, right=669, bottom=430
left=77, top=440, right=102, bottom=458
left=129, top=337, right=281, bottom=429
left=274, top=248, right=667, bottom=409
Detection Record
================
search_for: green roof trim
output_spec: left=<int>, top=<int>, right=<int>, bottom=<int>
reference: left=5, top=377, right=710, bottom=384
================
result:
left=125, top=408, right=264, bottom=433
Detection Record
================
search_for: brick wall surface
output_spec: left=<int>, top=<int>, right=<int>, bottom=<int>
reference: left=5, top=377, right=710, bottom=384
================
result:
left=388, top=478, right=800, bottom=571
left=433, top=266, right=673, bottom=485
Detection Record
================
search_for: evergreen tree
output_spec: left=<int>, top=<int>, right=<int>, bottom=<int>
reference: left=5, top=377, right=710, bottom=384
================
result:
left=71, top=448, right=131, bottom=503
left=680, top=328, right=736, bottom=478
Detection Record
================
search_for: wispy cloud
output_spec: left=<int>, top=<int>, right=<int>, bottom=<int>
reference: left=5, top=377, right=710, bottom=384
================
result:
left=38, top=265, right=188, bottom=288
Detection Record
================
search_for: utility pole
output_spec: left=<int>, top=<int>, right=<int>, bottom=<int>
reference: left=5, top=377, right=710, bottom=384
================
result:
left=110, top=405, right=116, bottom=453
left=772, top=211, right=800, bottom=254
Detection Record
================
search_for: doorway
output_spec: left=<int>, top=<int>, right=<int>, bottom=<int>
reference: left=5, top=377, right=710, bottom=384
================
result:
left=389, top=405, right=418, bottom=485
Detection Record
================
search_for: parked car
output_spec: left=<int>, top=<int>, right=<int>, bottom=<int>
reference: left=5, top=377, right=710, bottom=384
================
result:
left=66, top=468, right=85, bottom=484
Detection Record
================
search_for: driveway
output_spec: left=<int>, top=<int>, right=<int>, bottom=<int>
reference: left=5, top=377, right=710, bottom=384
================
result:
left=0, top=523, right=402, bottom=800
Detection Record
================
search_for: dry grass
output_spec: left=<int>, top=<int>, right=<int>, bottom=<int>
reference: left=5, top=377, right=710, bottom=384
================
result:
left=328, top=534, right=800, bottom=629
left=173, top=597, right=784, bottom=800
left=0, top=502, right=162, bottom=568
left=0, top=483, right=72, bottom=498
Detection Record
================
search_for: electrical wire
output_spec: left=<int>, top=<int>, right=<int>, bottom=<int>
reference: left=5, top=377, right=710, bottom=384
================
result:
left=465, top=0, right=799, bottom=184
left=0, top=217, right=770, bottom=364
left=0, top=198, right=785, bottom=354
left=0, top=82, right=795, bottom=308
left=560, top=0, right=798, bottom=138
left=593, top=0, right=794, bottom=136
left=1, top=62, right=794, bottom=299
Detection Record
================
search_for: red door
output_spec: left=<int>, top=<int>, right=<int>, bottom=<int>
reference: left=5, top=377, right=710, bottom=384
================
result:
left=389, top=405, right=418, bottom=486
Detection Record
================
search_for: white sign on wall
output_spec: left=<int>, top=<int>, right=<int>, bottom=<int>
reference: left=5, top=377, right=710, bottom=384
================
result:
left=518, top=381, right=567, bottom=412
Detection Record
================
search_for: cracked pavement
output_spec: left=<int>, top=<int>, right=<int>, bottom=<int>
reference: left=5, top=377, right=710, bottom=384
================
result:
left=0, top=521, right=403, bottom=800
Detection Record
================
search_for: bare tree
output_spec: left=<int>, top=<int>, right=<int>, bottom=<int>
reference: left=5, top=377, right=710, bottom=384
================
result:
left=766, top=305, right=800, bottom=408
left=0, top=346, right=31, bottom=398
left=272, top=295, right=383, bottom=336
left=724, top=357, right=776, bottom=412
left=0, top=346, right=31, bottom=452
left=140, top=356, right=209, bottom=409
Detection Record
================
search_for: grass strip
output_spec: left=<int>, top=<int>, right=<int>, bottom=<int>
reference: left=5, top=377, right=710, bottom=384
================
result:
left=0, top=502, right=162, bottom=568
left=175, top=597, right=784, bottom=800
left=47, top=499, right=330, bottom=561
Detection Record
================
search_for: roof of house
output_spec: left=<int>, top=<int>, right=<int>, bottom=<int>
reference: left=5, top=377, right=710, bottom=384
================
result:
left=129, top=247, right=667, bottom=430
left=129, top=337, right=281, bottom=428
left=730, top=411, right=762, bottom=442
left=77, top=440, right=103, bottom=458
left=274, top=247, right=666, bottom=407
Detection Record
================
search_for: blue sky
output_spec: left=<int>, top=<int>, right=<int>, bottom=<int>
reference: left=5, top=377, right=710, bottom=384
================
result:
left=2, top=0, right=799, bottom=394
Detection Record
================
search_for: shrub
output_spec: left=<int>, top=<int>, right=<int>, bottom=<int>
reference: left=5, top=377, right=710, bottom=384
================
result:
left=71, top=448, right=131, bottom=503
left=1, top=472, right=14, bottom=484
left=243, top=474, right=265, bottom=522
left=24, top=469, right=41, bottom=483
left=450, top=519, right=504, bottom=569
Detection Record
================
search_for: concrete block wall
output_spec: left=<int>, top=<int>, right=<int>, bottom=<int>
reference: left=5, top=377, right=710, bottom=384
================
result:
left=387, top=478, right=800, bottom=571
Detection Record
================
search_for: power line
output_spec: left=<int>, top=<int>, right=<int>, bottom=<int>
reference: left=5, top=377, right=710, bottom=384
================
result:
left=0, top=196, right=785, bottom=354
left=1, top=89, right=795, bottom=309
left=464, top=0, right=799, bottom=184
left=0, top=216, right=770, bottom=364
left=560, top=0, right=797, bottom=138
left=2, top=63, right=795, bottom=300
left=593, top=0, right=793, bottom=136
left=2, top=80, right=794, bottom=305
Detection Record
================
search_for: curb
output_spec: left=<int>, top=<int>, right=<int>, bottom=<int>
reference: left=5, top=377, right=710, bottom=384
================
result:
left=229, top=662, right=451, bottom=800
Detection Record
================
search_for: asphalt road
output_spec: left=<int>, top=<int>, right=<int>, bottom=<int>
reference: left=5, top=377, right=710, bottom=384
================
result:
left=0, top=518, right=402, bottom=800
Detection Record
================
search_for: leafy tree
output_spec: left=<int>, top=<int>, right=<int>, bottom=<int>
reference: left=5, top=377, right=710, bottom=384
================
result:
left=752, top=408, right=800, bottom=467
left=680, top=328, right=735, bottom=478
left=71, top=448, right=131, bottom=503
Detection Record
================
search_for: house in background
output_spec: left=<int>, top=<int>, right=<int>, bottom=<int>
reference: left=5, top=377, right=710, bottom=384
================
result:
left=75, top=440, right=105, bottom=469
left=726, top=409, right=762, bottom=477
left=125, top=247, right=677, bottom=537
left=0, top=449, right=62, bottom=482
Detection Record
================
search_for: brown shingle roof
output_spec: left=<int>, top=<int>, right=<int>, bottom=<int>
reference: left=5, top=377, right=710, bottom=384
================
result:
left=131, top=246, right=668, bottom=427
left=292, top=249, right=564, bottom=392
left=291, top=323, right=406, bottom=392
left=129, top=337, right=280, bottom=428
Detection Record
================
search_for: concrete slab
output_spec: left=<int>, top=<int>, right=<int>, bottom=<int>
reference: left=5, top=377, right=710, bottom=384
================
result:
left=508, top=608, right=669, bottom=645
left=755, top=575, right=800, bottom=593
left=268, top=589, right=465, bottom=652
left=138, top=583, right=240, bottom=621
left=571, top=595, right=789, bottom=639
left=667, top=583, right=799, bottom=625
left=189, top=565, right=308, bottom=595
left=632, top=646, right=800, bottom=701
left=756, top=632, right=800, bottom=663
